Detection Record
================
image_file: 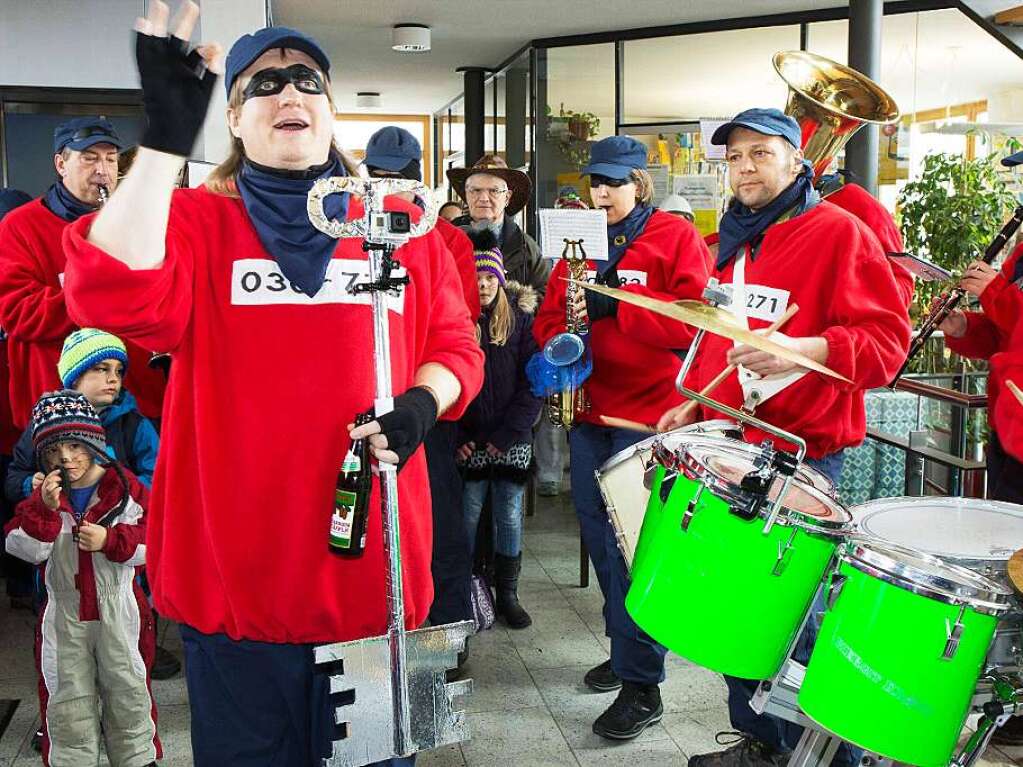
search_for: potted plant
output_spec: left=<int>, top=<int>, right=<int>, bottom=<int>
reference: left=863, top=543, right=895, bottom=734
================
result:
left=566, top=110, right=600, bottom=142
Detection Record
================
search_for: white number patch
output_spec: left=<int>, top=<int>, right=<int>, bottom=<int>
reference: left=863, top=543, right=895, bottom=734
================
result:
left=581, top=269, right=648, bottom=287
left=738, top=284, right=789, bottom=323
left=231, top=259, right=405, bottom=313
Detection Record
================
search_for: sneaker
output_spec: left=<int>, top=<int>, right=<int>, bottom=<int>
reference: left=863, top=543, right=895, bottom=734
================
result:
left=537, top=481, right=560, bottom=497
left=992, top=714, right=1023, bottom=746
left=688, top=732, right=784, bottom=767
left=584, top=659, right=622, bottom=692
left=151, top=645, right=182, bottom=680
left=592, top=681, right=662, bottom=740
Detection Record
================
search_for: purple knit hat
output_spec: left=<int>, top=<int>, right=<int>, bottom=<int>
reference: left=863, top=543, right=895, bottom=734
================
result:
left=468, top=230, right=506, bottom=286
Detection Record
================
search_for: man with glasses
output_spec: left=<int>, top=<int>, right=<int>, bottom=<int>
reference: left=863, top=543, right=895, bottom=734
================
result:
left=447, top=155, right=550, bottom=295
left=0, top=118, right=166, bottom=432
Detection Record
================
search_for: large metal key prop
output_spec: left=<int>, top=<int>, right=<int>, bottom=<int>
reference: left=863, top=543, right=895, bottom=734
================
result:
left=307, top=177, right=474, bottom=765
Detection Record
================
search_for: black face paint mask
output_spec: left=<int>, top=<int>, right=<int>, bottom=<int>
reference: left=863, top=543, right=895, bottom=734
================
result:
left=241, top=64, right=326, bottom=103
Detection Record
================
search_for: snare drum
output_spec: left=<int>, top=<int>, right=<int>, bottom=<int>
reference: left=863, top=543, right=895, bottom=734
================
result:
left=799, top=540, right=1012, bottom=767
left=625, top=438, right=851, bottom=680
left=596, top=420, right=739, bottom=571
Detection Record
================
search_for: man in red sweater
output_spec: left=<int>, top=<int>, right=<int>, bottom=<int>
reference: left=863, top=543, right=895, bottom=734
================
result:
left=0, top=119, right=166, bottom=427
left=662, top=108, right=909, bottom=767
left=62, top=6, right=482, bottom=766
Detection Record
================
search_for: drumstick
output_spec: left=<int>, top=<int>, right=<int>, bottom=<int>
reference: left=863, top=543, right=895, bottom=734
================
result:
left=1009, top=380, right=1023, bottom=408
left=600, top=415, right=657, bottom=434
left=675, top=303, right=801, bottom=421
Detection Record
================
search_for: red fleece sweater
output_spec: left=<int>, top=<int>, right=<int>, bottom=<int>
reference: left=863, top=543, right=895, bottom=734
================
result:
left=826, top=183, right=914, bottom=309
left=945, top=243, right=1023, bottom=461
left=534, top=209, right=712, bottom=427
left=436, top=217, right=481, bottom=319
left=0, top=199, right=167, bottom=425
left=62, top=187, right=483, bottom=644
left=689, top=202, right=911, bottom=458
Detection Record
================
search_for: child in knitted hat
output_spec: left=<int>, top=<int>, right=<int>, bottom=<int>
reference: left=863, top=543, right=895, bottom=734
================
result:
left=5, top=329, right=160, bottom=504
left=4, top=390, right=161, bottom=766
left=457, top=230, right=542, bottom=630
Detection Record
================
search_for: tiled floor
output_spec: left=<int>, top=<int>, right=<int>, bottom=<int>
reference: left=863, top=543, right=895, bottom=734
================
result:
left=1, top=487, right=1022, bottom=766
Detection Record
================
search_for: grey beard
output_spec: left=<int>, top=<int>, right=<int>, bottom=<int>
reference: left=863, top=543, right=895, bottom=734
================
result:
left=470, top=217, right=503, bottom=241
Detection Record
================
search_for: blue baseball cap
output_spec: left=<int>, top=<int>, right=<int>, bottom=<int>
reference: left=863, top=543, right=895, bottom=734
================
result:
left=1003, top=150, right=1023, bottom=168
left=225, top=26, right=331, bottom=96
left=581, top=136, right=647, bottom=180
left=53, top=117, right=123, bottom=154
left=364, top=127, right=422, bottom=174
left=711, top=108, right=802, bottom=150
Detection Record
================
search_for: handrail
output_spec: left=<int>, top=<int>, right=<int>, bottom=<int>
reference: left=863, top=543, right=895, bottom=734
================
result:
left=865, top=427, right=986, bottom=472
left=893, top=378, right=988, bottom=409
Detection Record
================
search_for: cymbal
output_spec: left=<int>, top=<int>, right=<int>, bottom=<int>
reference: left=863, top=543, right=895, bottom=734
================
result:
left=1008, top=379, right=1023, bottom=408
left=570, top=280, right=850, bottom=383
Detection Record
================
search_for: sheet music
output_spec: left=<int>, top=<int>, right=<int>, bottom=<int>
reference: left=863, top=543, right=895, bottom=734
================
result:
left=538, top=209, right=609, bottom=261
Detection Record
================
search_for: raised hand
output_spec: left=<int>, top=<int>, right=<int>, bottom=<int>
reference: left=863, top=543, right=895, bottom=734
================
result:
left=134, top=1, right=224, bottom=156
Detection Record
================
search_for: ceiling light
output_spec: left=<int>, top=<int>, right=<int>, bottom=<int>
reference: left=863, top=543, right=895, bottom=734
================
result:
left=392, top=24, right=431, bottom=53
left=356, top=92, right=381, bottom=108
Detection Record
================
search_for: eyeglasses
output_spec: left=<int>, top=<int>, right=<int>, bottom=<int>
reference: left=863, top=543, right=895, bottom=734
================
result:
left=589, top=174, right=632, bottom=188
left=466, top=186, right=509, bottom=198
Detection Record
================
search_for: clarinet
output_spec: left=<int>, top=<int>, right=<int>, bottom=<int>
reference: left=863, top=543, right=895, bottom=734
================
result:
left=890, top=205, right=1023, bottom=388
left=97, top=184, right=109, bottom=205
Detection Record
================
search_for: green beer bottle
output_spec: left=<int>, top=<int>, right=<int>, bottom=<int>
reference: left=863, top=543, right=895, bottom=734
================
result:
left=329, top=413, right=373, bottom=556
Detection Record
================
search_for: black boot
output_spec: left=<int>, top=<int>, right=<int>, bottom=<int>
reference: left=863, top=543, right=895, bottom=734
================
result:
left=494, top=553, right=532, bottom=629
left=592, top=681, right=663, bottom=740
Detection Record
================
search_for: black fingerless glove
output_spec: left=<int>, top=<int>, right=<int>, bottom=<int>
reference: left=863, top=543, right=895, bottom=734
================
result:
left=585, top=290, right=619, bottom=323
left=136, top=33, right=217, bottom=156
left=374, top=387, right=439, bottom=470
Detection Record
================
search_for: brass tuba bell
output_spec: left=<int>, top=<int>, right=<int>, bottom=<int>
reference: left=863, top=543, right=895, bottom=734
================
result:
left=773, top=51, right=899, bottom=181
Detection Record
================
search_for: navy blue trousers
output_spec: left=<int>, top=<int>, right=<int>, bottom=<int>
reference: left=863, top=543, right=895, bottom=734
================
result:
left=181, top=625, right=414, bottom=767
left=569, top=422, right=667, bottom=685
left=424, top=421, right=473, bottom=625
left=724, top=452, right=860, bottom=766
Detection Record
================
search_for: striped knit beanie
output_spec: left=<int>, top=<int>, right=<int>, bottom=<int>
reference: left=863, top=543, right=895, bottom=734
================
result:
left=468, top=229, right=506, bottom=286
left=31, top=390, right=107, bottom=459
left=58, top=329, right=128, bottom=389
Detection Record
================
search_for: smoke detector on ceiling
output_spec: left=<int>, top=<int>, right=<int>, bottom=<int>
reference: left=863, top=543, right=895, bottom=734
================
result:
left=356, top=92, right=381, bottom=109
left=392, top=24, right=431, bottom=53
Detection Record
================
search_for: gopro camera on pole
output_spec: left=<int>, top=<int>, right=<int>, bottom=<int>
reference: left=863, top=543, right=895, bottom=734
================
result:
left=306, top=176, right=473, bottom=765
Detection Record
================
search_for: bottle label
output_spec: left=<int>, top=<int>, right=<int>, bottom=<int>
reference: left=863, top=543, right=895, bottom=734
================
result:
left=342, top=456, right=360, bottom=473
left=330, top=509, right=353, bottom=548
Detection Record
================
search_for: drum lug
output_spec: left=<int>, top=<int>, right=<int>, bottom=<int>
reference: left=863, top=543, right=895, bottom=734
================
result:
left=772, top=527, right=799, bottom=576
left=944, top=605, right=967, bottom=661
left=681, top=483, right=705, bottom=532
left=825, top=574, right=847, bottom=610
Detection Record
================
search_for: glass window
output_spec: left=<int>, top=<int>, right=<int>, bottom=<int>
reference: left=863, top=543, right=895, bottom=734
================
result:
left=807, top=9, right=1023, bottom=207
left=622, top=26, right=800, bottom=124
left=535, top=43, right=615, bottom=210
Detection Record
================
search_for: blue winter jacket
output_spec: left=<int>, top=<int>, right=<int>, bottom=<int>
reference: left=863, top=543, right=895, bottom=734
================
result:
left=3, top=389, right=159, bottom=502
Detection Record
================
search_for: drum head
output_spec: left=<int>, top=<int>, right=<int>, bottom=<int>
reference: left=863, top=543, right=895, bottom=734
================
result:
left=680, top=440, right=850, bottom=532
left=852, top=497, right=1023, bottom=566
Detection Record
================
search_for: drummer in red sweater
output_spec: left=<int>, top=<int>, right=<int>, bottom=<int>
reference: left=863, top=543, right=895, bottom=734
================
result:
left=535, top=135, right=712, bottom=740
left=659, top=109, right=910, bottom=767
left=61, top=4, right=482, bottom=766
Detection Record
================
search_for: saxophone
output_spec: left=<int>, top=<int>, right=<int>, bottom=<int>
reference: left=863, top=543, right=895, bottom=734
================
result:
left=543, top=239, right=591, bottom=428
